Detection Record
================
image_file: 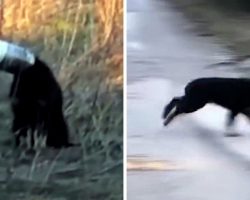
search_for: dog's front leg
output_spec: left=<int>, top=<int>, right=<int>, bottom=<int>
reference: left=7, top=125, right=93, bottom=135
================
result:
left=163, top=108, right=180, bottom=126
left=162, top=97, right=182, bottom=119
left=162, top=97, right=182, bottom=126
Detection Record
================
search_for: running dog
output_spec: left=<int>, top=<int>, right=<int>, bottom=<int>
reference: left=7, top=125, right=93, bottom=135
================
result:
left=162, top=77, right=250, bottom=135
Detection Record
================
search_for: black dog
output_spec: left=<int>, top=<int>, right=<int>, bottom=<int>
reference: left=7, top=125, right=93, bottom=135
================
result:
left=9, top=58, right=74, bottom=148
left=0, top=40, right=73, bottom=148
left=162, top=77, right=250, bottom=133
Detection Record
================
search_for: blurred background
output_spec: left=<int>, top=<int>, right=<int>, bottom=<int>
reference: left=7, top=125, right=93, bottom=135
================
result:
left=0, top=0, right=123, bottom=199
left=170, top=0, right=250, bottom=55
left=127, top=0, right=250, bottom=200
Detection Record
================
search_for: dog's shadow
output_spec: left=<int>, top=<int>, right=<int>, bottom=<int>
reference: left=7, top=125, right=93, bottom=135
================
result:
left=224, top=132, right=243, bottom=137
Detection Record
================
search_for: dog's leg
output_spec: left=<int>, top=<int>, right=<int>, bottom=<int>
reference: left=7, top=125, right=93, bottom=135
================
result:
left=162, top=97, right=182, bottom=119
left=162, top=97, right=182, bottom=126
left=225, top=111, right=241, bottom=137
left=163, top=94, right=206, bottom=127
left=12, top=125, right=28, bottom=147
left=163, top=107, right=180, bottom=126
left=241, top=108, right=250, bottom=121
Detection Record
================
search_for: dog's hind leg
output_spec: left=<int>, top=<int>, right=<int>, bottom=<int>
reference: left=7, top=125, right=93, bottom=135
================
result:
left=226, top=111, right=237, bottom=127
left=225, top=111, right=241, bottom=137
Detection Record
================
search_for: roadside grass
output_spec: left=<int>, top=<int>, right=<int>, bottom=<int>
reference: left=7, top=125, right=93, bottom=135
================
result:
left=168, top=0, right=250, bottom=55
left=0, top=0, right=123, bottom=199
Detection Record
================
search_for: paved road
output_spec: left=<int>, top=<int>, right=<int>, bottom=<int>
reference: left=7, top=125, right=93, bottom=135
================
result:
left=127, top=0, right=250, bottom=199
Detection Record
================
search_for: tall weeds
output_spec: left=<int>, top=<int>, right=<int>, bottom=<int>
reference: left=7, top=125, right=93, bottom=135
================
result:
left=0, top=0, right=123, bottom=199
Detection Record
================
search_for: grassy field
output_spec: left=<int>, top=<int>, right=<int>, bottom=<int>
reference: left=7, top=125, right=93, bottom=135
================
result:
left=0, top=0, right=123, bottom=199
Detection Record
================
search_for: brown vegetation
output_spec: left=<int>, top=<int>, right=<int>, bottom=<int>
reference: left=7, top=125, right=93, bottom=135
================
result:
left=0, top=0, right=123, bottom=199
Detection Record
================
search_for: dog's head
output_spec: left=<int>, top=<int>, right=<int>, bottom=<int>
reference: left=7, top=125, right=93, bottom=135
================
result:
left=0, top=40, right=35, bottom=74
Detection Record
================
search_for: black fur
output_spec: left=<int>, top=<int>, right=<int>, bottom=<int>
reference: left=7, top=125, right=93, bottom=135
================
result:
left=162, top=77, right=250, bottom=127
left=9, top=57, right=73, bottom=148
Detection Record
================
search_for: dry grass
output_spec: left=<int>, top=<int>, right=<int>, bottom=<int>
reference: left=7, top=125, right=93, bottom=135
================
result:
left=0, top=0, right=123, bottom=199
